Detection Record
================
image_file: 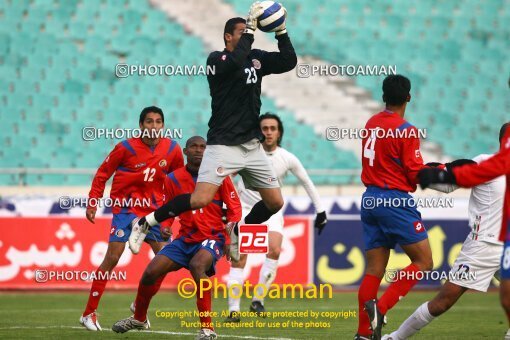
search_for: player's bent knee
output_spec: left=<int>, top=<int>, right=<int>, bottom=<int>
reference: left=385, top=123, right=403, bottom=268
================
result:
left=423, top=258, right=434, bottom=271
left=189, top=259, right=207, bottom=277
left=190, top=194, right=212, bottom=210
left=270, top=197, right=284, bottom=213
left=267, top=247, right=281, bottom=260
left=413, top=257, right=433, bottom=272
left=140, top=268, right=158, bottom=286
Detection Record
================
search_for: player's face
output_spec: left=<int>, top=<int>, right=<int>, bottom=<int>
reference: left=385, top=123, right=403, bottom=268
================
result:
left=184, top=139, right=206, bottom=167
left=228, top=23, right=246, bottom=49
left=261, top=118, right=280, bottom=148
left=139, top=112, right=164, bottom=141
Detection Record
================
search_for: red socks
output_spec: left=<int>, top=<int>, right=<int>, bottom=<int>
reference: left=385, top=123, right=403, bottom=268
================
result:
left=197, top=286, right=213, bottom=330
left=83, top=269, right=108, bottom=316
left=133, top=275, right=165, bottom=322
left=357, top=274, right=381, bottom=336
left=378, top=263, right=420, bottom=315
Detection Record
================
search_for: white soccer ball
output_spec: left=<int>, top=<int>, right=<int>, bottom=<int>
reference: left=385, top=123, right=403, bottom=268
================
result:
left=257, top=1, right=286, bottom=33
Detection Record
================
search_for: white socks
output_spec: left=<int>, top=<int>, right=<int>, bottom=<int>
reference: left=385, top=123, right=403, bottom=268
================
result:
left=227, top=258, right=279, bottom=312
left=227, top=267, right=244, bottom=313
left=253, top=258, right=278, bottom=304
left=391, top=302, right=435, bottom=339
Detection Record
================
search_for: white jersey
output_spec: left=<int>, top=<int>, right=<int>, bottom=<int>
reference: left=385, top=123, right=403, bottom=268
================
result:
left=237, top=147, right=324, bottom=212
left=467, top=154, right=505, bottom=245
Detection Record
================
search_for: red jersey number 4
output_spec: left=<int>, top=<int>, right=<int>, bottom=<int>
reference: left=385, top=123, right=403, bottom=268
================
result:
left=239, top=224, right=268, bottom=254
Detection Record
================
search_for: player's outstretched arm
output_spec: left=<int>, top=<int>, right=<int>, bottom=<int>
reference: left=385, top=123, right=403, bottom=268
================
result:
left=287, top=152, right=327, bottom=234
left=425, top=159, right=475, bottom=193
left=259, top=7, right=297, bottom=76
left=86, top=143, right=125, bottom=223
left=447, top=130, right=510, bottom=188
left=452, top=148, right=510, bottom=188
left=419, top=149, right=510, bottom=189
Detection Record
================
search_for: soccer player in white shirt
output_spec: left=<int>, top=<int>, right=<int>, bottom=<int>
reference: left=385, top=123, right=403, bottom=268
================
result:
left=383, top=149, right=506, bottom=339
left=225, top=113, right=327, bottom=321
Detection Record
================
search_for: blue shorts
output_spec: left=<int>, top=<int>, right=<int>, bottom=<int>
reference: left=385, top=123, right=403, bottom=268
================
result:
left=501, top=240, right=510, bottom=280
left=361, top=186, right=428, bottom=250
left=158, top=237, right=224, bottom=277
left=109, top=213, right=164, bottom=243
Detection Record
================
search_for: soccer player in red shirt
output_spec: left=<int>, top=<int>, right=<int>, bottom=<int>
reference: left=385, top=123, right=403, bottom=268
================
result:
left=419, top=122, right=510, bottom=337
left=112, top=136, right=241, bottom=340
left=357, top=75, right=433, bottom=340
left=80, top=106, right=184, bottom=331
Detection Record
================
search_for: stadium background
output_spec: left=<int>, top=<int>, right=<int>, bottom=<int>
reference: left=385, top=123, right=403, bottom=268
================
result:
left=0, top=0, right=509, bottom=338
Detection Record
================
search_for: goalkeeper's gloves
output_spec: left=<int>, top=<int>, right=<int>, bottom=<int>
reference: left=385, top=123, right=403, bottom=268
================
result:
left=245, top=1, right=264, bottom=34
left=418, top=167, right=457, bottom=189
left=275, top=6, right=288, bottom=36
left=314, top=211, right=327, bottom=235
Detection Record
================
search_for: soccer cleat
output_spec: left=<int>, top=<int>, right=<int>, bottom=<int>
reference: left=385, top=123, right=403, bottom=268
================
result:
left=112, top=316, right=148, bottom=333
left=128, top=217, right=150, bottom=254
left=196, top=328, right=217, bottom=340
left=226, top=222, right=240, bottom=262
left=79, top=312, right=102, bottom=331
left=354, top=334, right=371, bottom=340
left=381, top=334, right=395, bottom=340
left=364, top=299, right=387, bottom=340
left=224, top=311, right=241, bottom=323
left=130, top=302, right=150, bottom=329
left=250, top=301, right=266, bottom=317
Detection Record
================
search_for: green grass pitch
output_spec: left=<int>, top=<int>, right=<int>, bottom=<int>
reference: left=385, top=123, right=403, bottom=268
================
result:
left=0, top=290, right=505, bottom=339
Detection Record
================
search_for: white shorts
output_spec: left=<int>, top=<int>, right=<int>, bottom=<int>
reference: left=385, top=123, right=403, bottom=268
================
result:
left=242, top=202, right=284, bottom=234
left=449, top=237, right=502, bottom=292
left=198, top=139, right=279, bottom=190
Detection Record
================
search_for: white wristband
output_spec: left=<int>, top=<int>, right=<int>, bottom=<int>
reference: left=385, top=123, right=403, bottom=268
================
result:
left=145, top=212, right=158, bottom=227
left=275, top=28, right=287, bottom=36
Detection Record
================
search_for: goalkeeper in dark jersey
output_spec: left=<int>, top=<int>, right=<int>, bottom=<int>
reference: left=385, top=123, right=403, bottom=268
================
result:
left=129, top=3, right=302, bottom=261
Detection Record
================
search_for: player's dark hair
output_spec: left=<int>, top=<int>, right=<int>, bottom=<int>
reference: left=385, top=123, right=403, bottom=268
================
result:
left=260, top=112, right=284, bottom=146
left=499, top=122, right=510, bottom=143
left=224, top=17, right=246, bottom=46
left=139, top=106, right=164, bottom=124
left=382, top=75, right=411, bottom=106
left=185, top=135, right=206, bottom=148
